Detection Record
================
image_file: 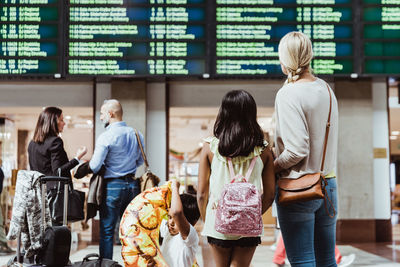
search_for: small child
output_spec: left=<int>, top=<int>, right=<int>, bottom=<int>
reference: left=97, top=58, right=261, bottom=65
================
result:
left=160, top=180, right=200, bottom=267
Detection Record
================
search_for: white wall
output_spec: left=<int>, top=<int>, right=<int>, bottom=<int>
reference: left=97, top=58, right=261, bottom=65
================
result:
left=0, top=82, right=93, bottom=107
left=336, top=80, right=374, bottom=219
left=95, top=83, right=112, bottom=140
left=169, top=80, right=282, bottom=107
left=146, top=83, right=167, bottom=183
left=372, top=78, right=391, bottom=219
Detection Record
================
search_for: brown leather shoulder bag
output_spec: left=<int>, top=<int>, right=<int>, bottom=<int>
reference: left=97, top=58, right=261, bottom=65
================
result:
left=277, top=83, right=336, bottom=217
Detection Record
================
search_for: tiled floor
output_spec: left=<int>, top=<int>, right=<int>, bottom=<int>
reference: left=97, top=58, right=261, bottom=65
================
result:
left=2, top=224, right=400, bottom=266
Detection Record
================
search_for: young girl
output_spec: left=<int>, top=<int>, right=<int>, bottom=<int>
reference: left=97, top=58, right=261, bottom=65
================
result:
left=197, top=90, right=276, bottom=267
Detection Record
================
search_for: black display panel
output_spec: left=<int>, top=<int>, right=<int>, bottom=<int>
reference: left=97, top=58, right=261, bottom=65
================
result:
left=0, top=0, right=61, bottom=75
left=66, top=0, right=207, bottom=75
left=0, top=1, right=399, bottom=78
left=362, top=0, right=400, bottom=74
left=213, top=0, right=354, bottom=76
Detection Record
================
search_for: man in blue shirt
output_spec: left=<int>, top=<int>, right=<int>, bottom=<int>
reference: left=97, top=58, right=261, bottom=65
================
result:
left=89, top=99, right=144, bottom=259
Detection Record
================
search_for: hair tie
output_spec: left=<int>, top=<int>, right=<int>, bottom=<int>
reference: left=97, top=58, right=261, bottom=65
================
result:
left=295, top=67, right=302, bottom=74
left=292, top=74, right=300, bottom=81
left=287, top=72, right=293, bottom=83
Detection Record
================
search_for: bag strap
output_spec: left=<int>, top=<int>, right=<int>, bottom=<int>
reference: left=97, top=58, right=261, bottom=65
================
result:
left=320, top=83, right=332, bottom=172
left=227, top=158, right=235, bottom=180
left=227, top=157, right=257, bottom=182
left=134, top=129, right=149, bottom=169
left=324, top=184, right=336, bottom=219
left=321, top=83, right=336, bottom=218
left=245, top=157, right=257, bottom=180
left=82, top=253, right=100, bottom=262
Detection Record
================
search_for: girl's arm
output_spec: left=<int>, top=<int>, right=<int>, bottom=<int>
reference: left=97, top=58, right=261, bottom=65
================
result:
left=197, top=143, right=211, bottom=222
left=260, top=148, right=276, bottom=214
left=169, top=180, right=191, bottom=239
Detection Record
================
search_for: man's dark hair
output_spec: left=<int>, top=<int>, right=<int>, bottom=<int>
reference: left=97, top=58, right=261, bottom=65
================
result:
left=180, top=193, right=200, bottom=226
left=214, top=90, right=265, bottom=157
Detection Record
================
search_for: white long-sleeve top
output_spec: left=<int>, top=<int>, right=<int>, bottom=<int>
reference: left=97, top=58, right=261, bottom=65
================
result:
left=274, top=78, right=339, bottom=179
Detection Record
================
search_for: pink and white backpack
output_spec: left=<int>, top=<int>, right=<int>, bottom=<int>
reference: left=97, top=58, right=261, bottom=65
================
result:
left=215, top=156, right=263, bottom=237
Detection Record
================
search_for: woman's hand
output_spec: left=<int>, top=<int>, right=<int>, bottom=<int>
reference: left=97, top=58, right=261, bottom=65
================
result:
left=76, top=146, right=88, bottom=160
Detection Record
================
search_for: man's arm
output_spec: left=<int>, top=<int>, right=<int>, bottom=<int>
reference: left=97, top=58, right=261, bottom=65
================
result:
left=89, top=136, right=109, bottom=174
left=170, top=180, right=191, bottom=240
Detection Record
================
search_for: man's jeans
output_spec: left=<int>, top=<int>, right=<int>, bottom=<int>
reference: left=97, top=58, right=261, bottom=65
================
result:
left=100, top=178, right=140, bottom=259
left=277, top=178, right=338, bottom=267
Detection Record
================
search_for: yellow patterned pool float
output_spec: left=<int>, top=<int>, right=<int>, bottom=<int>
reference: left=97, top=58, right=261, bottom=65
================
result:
left=120, top=183, right=171, bottom=267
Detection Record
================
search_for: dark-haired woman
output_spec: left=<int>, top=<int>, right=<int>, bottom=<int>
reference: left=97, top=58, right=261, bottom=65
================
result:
left=28, top=107, right=87, bottom=191
left=197, top=90, right=275, bottom=267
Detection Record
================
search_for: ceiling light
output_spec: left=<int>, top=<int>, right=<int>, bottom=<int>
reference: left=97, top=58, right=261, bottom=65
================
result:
left=86, top=120, right=93, bottom=125
left=65, top=115, right=71, bottom=120
left=392, top=131, right=400, bottom=136
left=390, top=136, right=398, bottom=140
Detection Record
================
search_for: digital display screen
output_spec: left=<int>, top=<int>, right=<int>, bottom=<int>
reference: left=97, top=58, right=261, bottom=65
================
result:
left=362, top=0, right=400, bottom=74
left=66, top=0, right=207, bottom=75
left=214, top=0, right=354, bottom=76
left=0, top=0, right=398, bottom=77
left=0, top=0, right=61, bottom=74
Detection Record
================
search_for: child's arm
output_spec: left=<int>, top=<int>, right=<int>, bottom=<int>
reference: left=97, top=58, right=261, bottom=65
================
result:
left=197, top=143, right=211, bottom=222
left=260, top=148, right=276, bottom=214
left=170, top=180, right=191, bottom=240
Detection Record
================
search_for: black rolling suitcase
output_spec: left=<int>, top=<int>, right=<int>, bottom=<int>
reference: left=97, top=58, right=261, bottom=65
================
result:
left=8, top=175, right=72, bottom=267
left=37, top=175, right=72, bottom=266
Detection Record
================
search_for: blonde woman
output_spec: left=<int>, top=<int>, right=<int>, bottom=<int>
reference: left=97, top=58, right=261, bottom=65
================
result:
left=274, top=32, right=339, bottom=266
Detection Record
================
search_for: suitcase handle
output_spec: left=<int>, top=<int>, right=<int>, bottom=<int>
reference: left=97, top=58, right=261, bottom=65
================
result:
left=83, top=253, right=100, bottom=262
left=40, top=176, right=70, bottom=183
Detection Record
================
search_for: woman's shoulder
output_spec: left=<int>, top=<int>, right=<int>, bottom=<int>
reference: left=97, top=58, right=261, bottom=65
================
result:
left=277, top=78, right=325, bottom=101
left=45, top=135, right=62, bottom=144
left=45, top=136, right=64, bottom=151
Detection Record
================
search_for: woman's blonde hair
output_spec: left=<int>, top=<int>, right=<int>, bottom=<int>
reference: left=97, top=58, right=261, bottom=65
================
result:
left=278, top=31, right=313, bottom=83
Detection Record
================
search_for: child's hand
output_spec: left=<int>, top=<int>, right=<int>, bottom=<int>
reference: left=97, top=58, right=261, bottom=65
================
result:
left=171, top=179, right=180, bottom=190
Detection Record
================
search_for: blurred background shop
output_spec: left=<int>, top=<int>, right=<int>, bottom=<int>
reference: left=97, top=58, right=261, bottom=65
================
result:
left=0, top=77, right=397, bottom=246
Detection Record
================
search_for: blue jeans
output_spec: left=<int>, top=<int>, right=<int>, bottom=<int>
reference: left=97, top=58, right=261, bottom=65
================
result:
left=100, top=178, right=140, bottom=259
left=277, top=178, right=338, bottom=267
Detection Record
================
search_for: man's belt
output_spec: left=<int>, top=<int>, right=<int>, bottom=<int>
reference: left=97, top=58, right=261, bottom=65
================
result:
left=106, top=173, right=137, bottom=181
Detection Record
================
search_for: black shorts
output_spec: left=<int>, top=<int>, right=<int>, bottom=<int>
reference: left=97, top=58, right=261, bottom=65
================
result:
left=207, top=236, right=261, bottom=248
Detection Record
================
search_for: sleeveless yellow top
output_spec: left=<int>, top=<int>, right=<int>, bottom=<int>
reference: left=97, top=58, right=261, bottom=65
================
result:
left=201, top=136, right=267, bottom=240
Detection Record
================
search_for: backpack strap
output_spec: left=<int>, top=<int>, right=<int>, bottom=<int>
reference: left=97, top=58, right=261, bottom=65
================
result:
left=245, top=157, right=258, bottom=180
left=227, top=158, right=236, bottom=180
left=227, top=157, right=258, bottom=182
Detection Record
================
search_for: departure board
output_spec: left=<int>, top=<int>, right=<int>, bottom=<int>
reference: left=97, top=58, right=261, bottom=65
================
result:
left=362, top=0, right=400, bottom=74
left=213, top=0, right=354, bottom=76
left=0, top=0, right=61, bottom=75
left=66, top=0, right=207, bottom=76
left=1, top=1, right=399, bottom=78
